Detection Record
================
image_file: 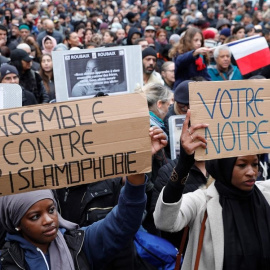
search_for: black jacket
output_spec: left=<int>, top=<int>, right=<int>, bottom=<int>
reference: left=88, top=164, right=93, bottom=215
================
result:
left=20, top=70, right=50, bottom=104
left=0, top=230, right=90, bottom=270
left=56, top=178, right=122, bottom=226
left=56, top=178, right=138, bottom=270
left=22, top=87, right=38, bottom=106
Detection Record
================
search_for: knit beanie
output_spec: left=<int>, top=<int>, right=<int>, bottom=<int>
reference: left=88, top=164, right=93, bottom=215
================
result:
left=142, top=47, right=157, bottom=59
left=0, top=64, right=19, bottom=82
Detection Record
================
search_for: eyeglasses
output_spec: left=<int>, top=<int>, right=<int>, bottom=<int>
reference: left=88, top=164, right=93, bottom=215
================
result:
left=176, top=103, right=189, bottom=113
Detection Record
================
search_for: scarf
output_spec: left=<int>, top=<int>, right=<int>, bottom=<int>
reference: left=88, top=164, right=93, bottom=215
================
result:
left=195, top=54, right=206, bottom=71
left=0, top=190, right=79, bottom=270
left=149, top=111, right=165, bottom=129
left=206, top=158, right=270, bottom=270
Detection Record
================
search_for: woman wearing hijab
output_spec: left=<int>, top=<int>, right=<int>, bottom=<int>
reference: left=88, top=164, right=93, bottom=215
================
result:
left=0, top=128, right=168, bottom=270
left=42, top=35, right=57, bottom=55
left=154, top=110, right=270, bottom=270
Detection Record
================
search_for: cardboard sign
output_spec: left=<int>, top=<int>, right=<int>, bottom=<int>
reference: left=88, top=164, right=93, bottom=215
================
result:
left=0, top=93, right=152, bottom=196
left=189, top=80, right=270, bottom=160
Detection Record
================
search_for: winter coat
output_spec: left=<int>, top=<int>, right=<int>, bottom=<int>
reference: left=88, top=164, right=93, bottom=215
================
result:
left=0, top=180, right=146, bottom=270
left=126, top=27, right=142, bottom=45
left=0, top=229, right=90, bottom=270
left=207, top=64, right=243, bottom=81
left=20, top=70, right=50, bottom=104
left=151, top=159, right=207, bottom=247
left=22, top=87, right=38, bottom=106
left=154, top=180, right=270, bottom=270
left=56, top=178, right=122, bottom=226
left=174, top=50, right=211, bottom=90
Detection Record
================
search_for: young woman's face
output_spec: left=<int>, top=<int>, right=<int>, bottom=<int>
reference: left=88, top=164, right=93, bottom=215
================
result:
left=41, top=55, right=53, bottom=72
left=85, top=30, right=93, bottom=42
left=44, top=39, right=54, bottom=51
left=231, top=155, right=259, bottom=191
left=18, top=199, right=59, bottom=253
left=236, top=29, right=245, bottom=40
left=86, top=21, right=92, bottom=28
left=157, top=32, right=167, bottom=43
left=103, top=32, right=113, bottom=43
left=192, top=32, right=202, bottom=50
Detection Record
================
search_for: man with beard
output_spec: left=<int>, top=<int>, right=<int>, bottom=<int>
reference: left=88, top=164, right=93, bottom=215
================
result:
left=142, top=47, right=164, bottom=85
left=37, top=19, right=63, bottom=48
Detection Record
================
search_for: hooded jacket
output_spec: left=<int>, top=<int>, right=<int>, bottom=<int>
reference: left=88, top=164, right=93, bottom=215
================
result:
left=126, top=27, right=142, bottom=45
left=0, top=180, right=147, bottom=270
left=0, top=229, right=90, bottom=270
left=42, top=35, right=57, bottom=55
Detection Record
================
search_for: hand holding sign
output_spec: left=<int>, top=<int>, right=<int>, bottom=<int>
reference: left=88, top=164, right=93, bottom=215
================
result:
left=149, top=126, right=167, bottom=155
left=181, top=110, right=208, bottom=155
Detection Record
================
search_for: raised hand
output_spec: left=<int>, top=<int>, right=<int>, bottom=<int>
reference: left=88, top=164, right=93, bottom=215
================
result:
left=181, top=110, right=208, bottom=155
left=149, top=126, right=167, bottom=155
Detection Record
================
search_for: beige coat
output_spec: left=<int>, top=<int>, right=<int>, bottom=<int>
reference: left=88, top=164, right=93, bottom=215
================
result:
left=153, top=180, right=270, bottom=270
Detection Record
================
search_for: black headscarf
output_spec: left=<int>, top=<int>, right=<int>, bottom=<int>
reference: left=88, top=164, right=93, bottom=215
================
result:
left=206, top=157, right=270, bottom=270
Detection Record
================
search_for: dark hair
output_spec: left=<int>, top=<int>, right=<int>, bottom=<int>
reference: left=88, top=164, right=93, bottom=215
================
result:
left=103, top=30, right=116, bottom=42
left=28, top=4, right=37, bottom=13
left=133, top=37, right=146, bottom=45
left=0, top=46, right=10, bottom=58
left=0, top=25, right=8, bottom=35
left=85, top=42, right=99, bottom=48
left=75, top=23, right=86, bottom=32
left=39, top=54, right=54, bottom=94
left=44, top=36, right=51, bottom=43
left=232, top=24, right=245, bottom=35
left=25, top=34, right=42, bottom=62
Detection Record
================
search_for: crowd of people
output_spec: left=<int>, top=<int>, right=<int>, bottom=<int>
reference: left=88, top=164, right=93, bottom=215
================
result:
left=0, top=0, right=270, bottom=269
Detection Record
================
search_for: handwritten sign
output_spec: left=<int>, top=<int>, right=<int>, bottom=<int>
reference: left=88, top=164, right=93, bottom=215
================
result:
left=189, top=80, right=270, bottom=160
left=0, top=93, right=151, bottom=196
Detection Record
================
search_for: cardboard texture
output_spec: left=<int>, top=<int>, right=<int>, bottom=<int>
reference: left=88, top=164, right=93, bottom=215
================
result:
left=189, top=80, right=270, bottom=160
left=0, top=93, right=152, bottom=196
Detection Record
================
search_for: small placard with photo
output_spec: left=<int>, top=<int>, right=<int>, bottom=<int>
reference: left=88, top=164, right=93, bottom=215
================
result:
left=169, top=115, right=186, bottom=160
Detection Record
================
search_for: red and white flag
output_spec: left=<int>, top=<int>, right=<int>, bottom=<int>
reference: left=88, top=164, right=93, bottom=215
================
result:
left=227, top=35, right=270, bottom=75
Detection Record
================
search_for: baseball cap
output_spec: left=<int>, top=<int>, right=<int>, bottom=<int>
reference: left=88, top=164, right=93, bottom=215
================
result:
left=10, top=49, right=33, bottom=63
left=53, top=16, right=59, bottom=23
left=145, top=25, right=156, bottom=31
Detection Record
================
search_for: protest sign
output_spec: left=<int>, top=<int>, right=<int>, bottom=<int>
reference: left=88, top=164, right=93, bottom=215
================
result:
left=52, top=45, right=143, bottom=102
left=0, top=84, right=22, bottom=109
left=0, top=93, right=152, bottom=196
left=189, top=80, right=270, bottom=160
left=169, top=115, right=185, bottom=160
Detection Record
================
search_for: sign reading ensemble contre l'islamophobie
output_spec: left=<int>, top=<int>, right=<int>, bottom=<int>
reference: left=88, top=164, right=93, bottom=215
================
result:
left=0, top=93, right=151, bottom=196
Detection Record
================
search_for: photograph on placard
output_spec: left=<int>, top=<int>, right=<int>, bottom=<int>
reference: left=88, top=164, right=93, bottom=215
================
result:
left=64, top=49, right=128, bottom=98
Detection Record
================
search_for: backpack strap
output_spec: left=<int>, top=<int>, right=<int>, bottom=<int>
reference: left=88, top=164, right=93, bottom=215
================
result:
left=194, top=211, right=208, bottom=270
left=174, top=226, right=189, bottom=270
